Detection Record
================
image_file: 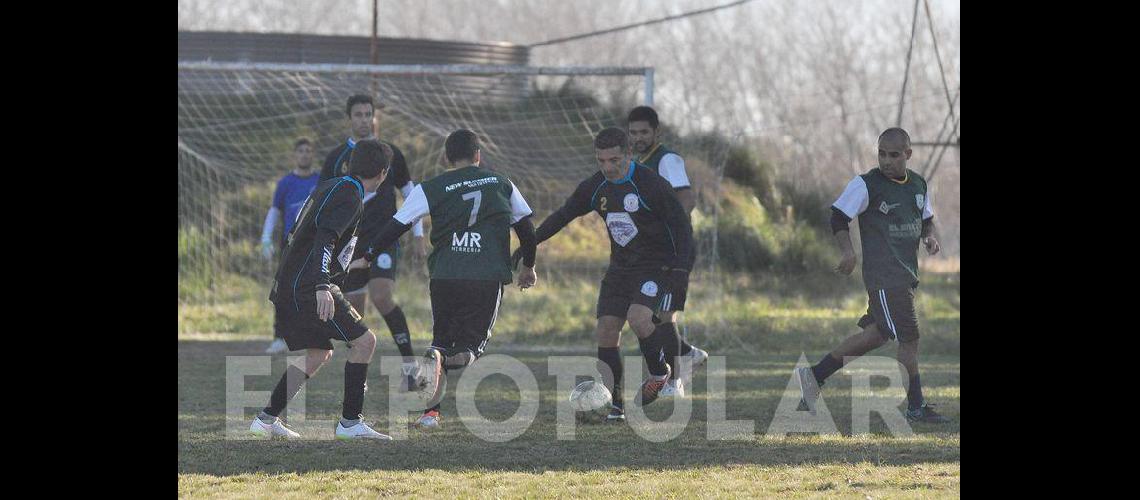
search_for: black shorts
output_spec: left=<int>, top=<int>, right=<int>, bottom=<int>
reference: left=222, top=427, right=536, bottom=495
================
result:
left=857, top=286, right=920, bottom=342
left=428, top=279, right=502, bottom=358
left=342, top=245, right=400, bottom=293
left=596, top=268, right=685, bottom=318
left=274, top=285, right=370, bottom=351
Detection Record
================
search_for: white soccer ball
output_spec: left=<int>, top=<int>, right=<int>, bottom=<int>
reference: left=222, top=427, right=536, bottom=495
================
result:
left=569, top=380, right=612, bottom=411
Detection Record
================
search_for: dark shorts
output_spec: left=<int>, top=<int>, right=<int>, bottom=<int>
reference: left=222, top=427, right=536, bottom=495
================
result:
left=429, top=279, right=503, bottom=359
left=274, top=285, right=370, bottom=351
left=596, top=268, right=685, bottom=318
left=342, top=245, right=400, bottom=293
left=857, top=286, right=920, bottom=342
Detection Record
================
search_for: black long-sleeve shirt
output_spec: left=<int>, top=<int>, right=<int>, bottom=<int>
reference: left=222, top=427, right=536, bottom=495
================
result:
left=536, top=163, right=693, bottom=272
left=269, top=175, right=365, bottom=305
left=321, top=137, right=418, bottom=257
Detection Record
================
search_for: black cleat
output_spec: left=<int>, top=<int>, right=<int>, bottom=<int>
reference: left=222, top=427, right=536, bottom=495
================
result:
left=906, top=403, right=951, bottom=423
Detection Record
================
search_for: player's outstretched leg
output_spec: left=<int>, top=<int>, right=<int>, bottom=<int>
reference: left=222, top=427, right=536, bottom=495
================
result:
left=798, top=324, right=887, bottom=415
left=369, top=278, right=421, bottom=391
left=250, top=348, right=331, bottom=439
left=412, top=348, right=445, bottom=430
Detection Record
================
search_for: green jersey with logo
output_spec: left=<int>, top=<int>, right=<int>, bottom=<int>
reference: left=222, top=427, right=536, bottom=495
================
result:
left=832, top=168, right=933, bottom=291
left=393, top=165, right=533, bottom=283
left=636, top=143, right=691, bottom=190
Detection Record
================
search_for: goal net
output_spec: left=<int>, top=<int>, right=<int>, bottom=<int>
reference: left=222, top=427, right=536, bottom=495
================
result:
left=178, top=61, right=731, bottom=344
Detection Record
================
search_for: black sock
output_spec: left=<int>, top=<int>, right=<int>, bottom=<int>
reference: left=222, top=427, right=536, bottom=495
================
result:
left=638, top=330, right=669, bottom=376
left=655, top=322, right=683, bottom=381
left=382, top=307, right=415, bottom=358
left=264, top=365, right=309, bottom=418
left=657, top=316, right=693, bottom=355
left=597, top=347, right=623, bottom=408
left=676, top=323, right=694, bottom=355
left=811, top=353, right=843, bottom=384
left=678, top=337, right=693, bottom=356
left=425, top=403, right=441, bottom=414
left=907, top=373, right=925, bottom=411
left=342, top=362, right=369, bottom=421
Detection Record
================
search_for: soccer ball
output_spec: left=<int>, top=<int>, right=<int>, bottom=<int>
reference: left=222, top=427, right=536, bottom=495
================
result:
left=569, top=380, right=612, bottom=411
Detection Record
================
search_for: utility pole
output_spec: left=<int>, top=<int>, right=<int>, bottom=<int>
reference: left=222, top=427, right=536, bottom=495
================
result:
left=370, top=0, right=379, bottom=129
left=370, top=0, right=378, bottom=67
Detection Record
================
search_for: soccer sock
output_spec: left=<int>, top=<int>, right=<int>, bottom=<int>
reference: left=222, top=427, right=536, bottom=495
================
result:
left=382, top=306, right=415, bottom=358
left=638, top=330, right=669, bottom=377
left=597, top=347, right=623, bottom=408
left=658, top=315, right=693, bottom=355
left=675, top=322, right=693, bottom=355
left=263, top=365, right=309, bottom=418
left=655, top=322, right=683, bottom=381
left=811, top=353, right=843, bottom=384
left=678, top=336, right=693, bottom=356
left=425, top=403, right=441, bottom=414
left=907, top=373, right=925, bottom=411
left=342, top=362, right=369, bottom=421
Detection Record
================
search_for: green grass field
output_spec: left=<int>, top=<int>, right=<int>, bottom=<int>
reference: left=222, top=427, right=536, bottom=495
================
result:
left=178, top=272, right=959, bottom=498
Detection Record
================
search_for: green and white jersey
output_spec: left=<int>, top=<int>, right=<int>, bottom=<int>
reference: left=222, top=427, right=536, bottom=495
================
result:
left=393, top=165, right=532, bottom=283
left=636, top=143, right=691, bottom=190
left=832, top=168, right=933, bottom=291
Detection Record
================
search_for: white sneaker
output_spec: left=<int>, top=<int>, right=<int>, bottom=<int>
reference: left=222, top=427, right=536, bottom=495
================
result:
left=795, top=366, right=821, bottom=416
left=414, top=410, right=441, bottom=430
left=419, top=349, right=446, bottom=406
left=249, top=416, right=301, bottom=439
left=659, top=378, right=687, bottom=398
left=335, top=420, right=393, bottom=440
left=679, top=346, right=708, bottom=387
left=687, top=346, right=709, bottom=368
left=265, top=338, right=289, bottom=355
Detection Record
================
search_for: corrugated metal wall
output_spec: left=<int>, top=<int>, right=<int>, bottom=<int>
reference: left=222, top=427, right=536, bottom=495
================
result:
left=177, top=31, right=529, bottom=66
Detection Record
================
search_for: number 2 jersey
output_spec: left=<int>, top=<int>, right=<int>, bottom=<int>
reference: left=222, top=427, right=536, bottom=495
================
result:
left=270, top=175, right=366, bottom=302
left=537, top=162, right=693, bottom=273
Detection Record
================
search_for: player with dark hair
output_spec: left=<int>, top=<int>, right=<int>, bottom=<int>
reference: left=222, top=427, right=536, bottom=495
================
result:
left=525, top=127, right=694, bottom=421
left=627, top=105, right=708, bottom=398
left=796, top=127, right=950, bottom=424
left=354, top=129, right=537, bottom=430
left=260, top=137, right=320, bottom=354
left=250, top=139, right=397, bottom=440
left=320, top=94, right=426, bottom=391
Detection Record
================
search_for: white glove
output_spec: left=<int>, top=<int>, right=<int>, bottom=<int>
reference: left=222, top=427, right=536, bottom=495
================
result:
left=260, top=237, right=275, bottom=260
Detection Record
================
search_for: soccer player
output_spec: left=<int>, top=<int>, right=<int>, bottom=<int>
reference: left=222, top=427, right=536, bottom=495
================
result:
left=795, top=127, right=950, bottom=424
left=627, top=106, right=709, bottom=398
left=355, top=129, right=537, bottom=430
left=260, top=137, right=320, bottom=355
left=248, top=139, right=395, bottom=440
left=529, top=127, right=694, bottom=421
left=320, top=94, right=426, bottom=390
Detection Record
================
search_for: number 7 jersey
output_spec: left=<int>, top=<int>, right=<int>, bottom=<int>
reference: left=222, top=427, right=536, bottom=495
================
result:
left=393, top=164, right=533, bottom=283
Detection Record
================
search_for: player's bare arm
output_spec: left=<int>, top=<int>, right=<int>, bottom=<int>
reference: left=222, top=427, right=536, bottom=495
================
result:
left=922, top=218, right=940, bottom=255
left=675, top=188, right=696, bottom=215
left=834, top=230, right=857, bottom=275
